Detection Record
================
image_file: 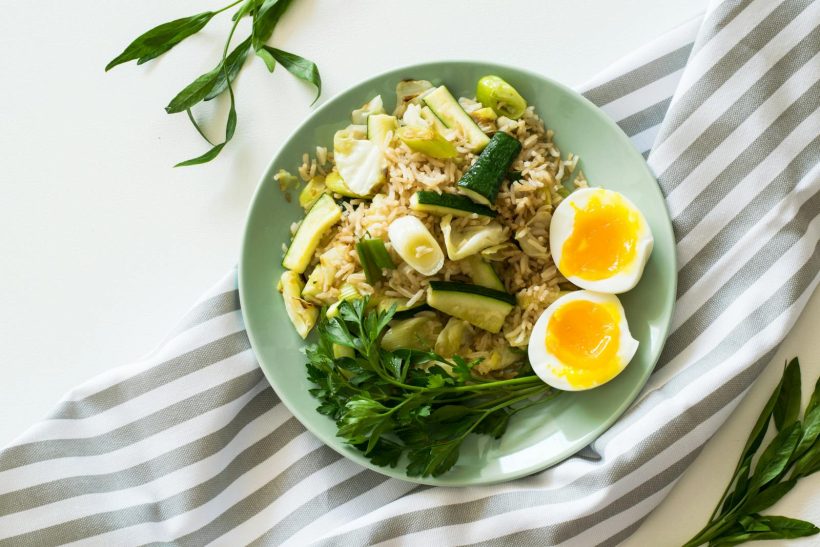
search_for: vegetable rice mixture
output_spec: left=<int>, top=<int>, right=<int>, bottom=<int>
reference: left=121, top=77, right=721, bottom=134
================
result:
left=278, top=76, right=587, bottom=379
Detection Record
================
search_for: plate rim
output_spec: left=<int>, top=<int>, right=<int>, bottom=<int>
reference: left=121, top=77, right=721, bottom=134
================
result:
left=238, top=59, right=677, bottom=486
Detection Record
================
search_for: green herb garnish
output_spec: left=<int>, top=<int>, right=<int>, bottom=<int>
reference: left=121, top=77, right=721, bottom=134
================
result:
left=305, top=298, right=557, bottom=477
left=683, top=358, right=820, bottom=546
left=106, top=0, right=321, bottom=167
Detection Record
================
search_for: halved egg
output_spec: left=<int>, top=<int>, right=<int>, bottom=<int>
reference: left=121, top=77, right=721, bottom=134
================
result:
left=528, top=290, right=638, bottom=391
left=550, top=188, right=653, bottom=294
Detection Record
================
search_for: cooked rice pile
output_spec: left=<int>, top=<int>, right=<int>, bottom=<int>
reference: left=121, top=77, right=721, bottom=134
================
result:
left=295, top=98, right=586, bottom=376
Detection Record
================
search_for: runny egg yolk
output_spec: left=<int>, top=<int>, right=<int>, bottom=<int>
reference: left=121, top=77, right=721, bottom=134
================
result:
left=560, top=192, right=640, bottom=281
left=545, top=299, right=621, bottom=387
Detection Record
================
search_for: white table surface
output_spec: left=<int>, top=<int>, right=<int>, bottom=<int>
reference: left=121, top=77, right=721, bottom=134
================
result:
left=1, top=1, right=817, bottom=544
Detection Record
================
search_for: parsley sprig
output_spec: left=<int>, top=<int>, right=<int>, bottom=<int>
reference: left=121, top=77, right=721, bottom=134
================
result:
left=305, top=298, right=557, bottom=477
left=106, top=0, right=321, bottom=166
left=684, top=358, right=820, bottom=546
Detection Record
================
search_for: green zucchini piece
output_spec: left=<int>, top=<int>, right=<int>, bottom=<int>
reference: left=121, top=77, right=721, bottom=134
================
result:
left=420, top=105, right=449, bottom=135
left=278, top=271, right=319, bottom=338
left=427, top=281, right=514, bottom=333
left=376, top=297, right=431, bottom=320
left=423, top=86, right=490, bottom=152
left=392, top=304, right=433, bottom=320
left=282, top=194, right=342, bottom=274
left=476, top=75, right=528, bottom=120
left=299, top=176, right=326, bottom=209
left=410, top=191, right=496, bottom=218
left=462, top=255, right=505, bottom=291
left=367, top=114, right=397, bottom=149
left=457, top=131, right=522, bottom=205
left=381, top=316, right=442, bottom=351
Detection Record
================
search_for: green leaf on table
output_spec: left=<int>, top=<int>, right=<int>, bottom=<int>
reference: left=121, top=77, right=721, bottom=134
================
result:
left=720, top=369, right=785, bottom=511
left=741, top=479, right=796, bottom=514
left=773, top=358, right=801, bottom=431
left=792, top=440, right=820, bottom=478
left=106, top=12, right=216, bottom=71
left=174, top=76, right=238, bottom=167
left=794, top=405, right=820, bottom=461
left=710, top=515, right=819, bottom=546
left=165, top=37, right=251, bottom=114
left=261, top=46, right=322, bottom=103
left=807, top=376, right=820, bottom=416
left=252, top=0, right=294, bottom=71
left=750, top=421, right=802, bottom=490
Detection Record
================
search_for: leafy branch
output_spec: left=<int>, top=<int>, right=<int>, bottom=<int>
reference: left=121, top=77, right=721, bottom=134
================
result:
left=106, top=0, right=321, bottom=166
left=305, top=298, right=558, bottom=477
left=683, top=358, right=820, bottom=546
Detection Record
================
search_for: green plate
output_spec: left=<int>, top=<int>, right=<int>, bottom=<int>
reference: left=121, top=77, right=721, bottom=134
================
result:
left=239, top=61, right=676, bottom=486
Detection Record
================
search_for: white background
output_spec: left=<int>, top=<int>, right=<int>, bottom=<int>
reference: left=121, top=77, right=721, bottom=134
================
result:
left=0, top=0, right=817, bottom=544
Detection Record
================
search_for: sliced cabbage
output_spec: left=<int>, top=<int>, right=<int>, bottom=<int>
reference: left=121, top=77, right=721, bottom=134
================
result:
left=333, top=129, right=386, bottom=196
left=474, top=343, right=525, bottom=375
left=480, top=242, right=519, bottom=261
left=278, top=271, right=318, bottom=339
left=440, top=215, right=508, bottom=260
left=351, top=95, right=385, bottom=125
left=394, top=80, right=434, bottom=117
left=515, top=209, right=551, bottom=258
left=434, top=318, right=473, bottom=357
left=381, top=316, right=442, bottom=351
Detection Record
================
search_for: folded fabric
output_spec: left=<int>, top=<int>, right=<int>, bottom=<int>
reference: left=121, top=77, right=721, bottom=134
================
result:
left=0, top=0, right=817, bottom=545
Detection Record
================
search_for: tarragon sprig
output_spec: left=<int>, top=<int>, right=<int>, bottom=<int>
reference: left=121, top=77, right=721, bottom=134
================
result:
left=106, top=0, right=321, bottom=167
left=683, top=358, right=820, bottom=546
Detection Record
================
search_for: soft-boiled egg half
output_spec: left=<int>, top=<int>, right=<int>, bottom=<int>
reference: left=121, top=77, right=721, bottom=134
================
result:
left=550, top=188, right=653, bottom=294
left=528, top=290, right=638, bottom=391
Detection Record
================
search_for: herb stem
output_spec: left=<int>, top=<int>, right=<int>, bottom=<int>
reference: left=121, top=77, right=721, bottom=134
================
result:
left=444, top=375, right=543, bottom=393
left=213, top=0, right=244, bottom=16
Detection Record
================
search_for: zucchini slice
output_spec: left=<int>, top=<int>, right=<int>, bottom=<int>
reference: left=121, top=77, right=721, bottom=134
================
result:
left=282, top=194, right=342, bottom=273
left=278, top=271, right=319, bottom=339
left=423, top=86, right=490, bottom=152
left=381, top=316, right=443, bottom=351
left=376, top=297, right=432, bottom=320
left=457, top=131, right=522, bottom=205
left=299, top=175, right=326, bottom=209
left=410, top=191, right=497, bottom=218
left=427, top=281, right=514, bottom=333
left=462, top=255, right=505, bottom=291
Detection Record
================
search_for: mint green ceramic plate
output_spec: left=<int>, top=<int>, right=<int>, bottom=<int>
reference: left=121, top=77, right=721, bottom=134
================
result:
left=239, top=61, right=676, bottom=486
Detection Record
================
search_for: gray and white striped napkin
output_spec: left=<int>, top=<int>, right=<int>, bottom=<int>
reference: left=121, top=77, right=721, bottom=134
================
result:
left=1, top=0, right=818, bottom=544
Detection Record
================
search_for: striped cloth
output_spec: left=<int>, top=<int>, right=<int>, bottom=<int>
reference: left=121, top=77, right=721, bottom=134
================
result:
left=1, top=0, right=818, bottom=544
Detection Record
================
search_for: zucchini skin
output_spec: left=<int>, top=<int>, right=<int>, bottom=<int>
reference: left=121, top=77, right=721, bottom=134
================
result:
left=428, top=281, right=515, bottom=305
left=457, top=132, right=522, bottom=205
left=411, top=191, right=497, bottom=218
left=392, top=304, right=433, bottom=320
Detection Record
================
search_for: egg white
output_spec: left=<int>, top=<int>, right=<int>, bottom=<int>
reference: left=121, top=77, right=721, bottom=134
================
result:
left=527, top=290, right=639, bottom=391
left=550, top=187, right=653, bottom=294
